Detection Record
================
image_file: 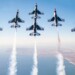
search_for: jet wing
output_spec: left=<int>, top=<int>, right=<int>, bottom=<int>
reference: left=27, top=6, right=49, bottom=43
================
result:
left=26, top=25, right=33, bottom=30
left=29, top=10, right=35, bottom=15
left=36, top=25, right=44, bottom=30
left=9, top=18, right=15, bottom=23
left=17, top=18, right=24, bottom=23
left=57, top=16, right=64, bottom=21
left=37, top=10, right=44, bottom=14
left=48, top=17, right=54, bottom=22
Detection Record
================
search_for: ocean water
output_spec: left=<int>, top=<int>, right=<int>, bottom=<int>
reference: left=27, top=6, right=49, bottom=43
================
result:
left=0, top=48, right=75, bottom=75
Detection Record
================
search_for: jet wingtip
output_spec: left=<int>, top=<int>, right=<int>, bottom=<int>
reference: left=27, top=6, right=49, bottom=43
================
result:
left=63, top=19, right=65, bottom=22
left=22, top=20, right=25, bottom=23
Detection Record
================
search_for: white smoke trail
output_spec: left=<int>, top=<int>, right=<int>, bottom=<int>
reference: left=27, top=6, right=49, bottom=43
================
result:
left=8, top=30, right=17, bottom=75
left=31, top=39, right=38, bottom=75
left=56, top=28, right=66, bottom=75
left=57, top=53, right=66, bottom=75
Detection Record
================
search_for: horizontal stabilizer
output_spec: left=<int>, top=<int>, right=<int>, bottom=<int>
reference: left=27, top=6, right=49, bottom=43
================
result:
left=11, top=25, right=20, bottom=28
left=29, top=10, right=44, bottom=15
left=31, top=16, right=41, bottom=19
left=51, top=23, right=62, bottom=27
left=58, top=23, right=62, bottom=26
left=52, top=24, right=55, bottom=26
left=30, top=32, right=40, bottom=36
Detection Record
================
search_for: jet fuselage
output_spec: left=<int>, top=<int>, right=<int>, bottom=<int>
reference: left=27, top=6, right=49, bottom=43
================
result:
left=34, top=4, right=38, bottom=18
left=33, top=17, right=37, bottom=34
left=15, top=11, right=19, bottom=25
left=54, top=11, right=58, bottom=27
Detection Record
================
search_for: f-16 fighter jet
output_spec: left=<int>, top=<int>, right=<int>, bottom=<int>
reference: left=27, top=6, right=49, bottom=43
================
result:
left=26, top=17, right=44, bottom=36
left=29, top=3, right=44, bottom=19
left=8, top=10, right=24, bottom=28
left=71, top=28, right=75, bottom=32
left=0, top=28, right=2, bottom=31
left=48, top=8, right=65, bottom=27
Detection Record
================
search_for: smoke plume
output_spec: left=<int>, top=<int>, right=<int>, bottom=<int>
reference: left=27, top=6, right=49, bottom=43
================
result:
left=8, top=30, right=17, bottom=75
left=31, top=39, right=38, bottom=75
left=56, top=28, right=66, bottom=75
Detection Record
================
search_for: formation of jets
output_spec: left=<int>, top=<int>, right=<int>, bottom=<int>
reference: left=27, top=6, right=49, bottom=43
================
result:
left=0, top=3, right=74, bottom=36
left=26, top=3, right=44, bottom=36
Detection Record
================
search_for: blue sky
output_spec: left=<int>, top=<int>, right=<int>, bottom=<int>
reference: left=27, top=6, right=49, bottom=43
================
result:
left=0, top=0, right=75, bottom=47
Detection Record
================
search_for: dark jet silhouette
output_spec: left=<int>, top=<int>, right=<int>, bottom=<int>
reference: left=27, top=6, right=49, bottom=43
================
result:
left=29, top=3, right=44, bottom=19
left=8, top=10, right=24, bottom=28
left=71, top=28, right=75, bottom=32
left=26, top=17, right=44, bottom=36
left=48, top=8, right=65, bottom=27
left=0, top=28, right=3, bottom=31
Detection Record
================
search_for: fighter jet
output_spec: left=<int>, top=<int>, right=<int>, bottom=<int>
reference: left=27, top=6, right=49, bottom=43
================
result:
left=29, top=3, right=44, bottom=19
left=0, top=28, right=3, bottom=31
left=26, top=17, right=44, bottom=36
left=8, top=10, right=24, bottom=28
left=48, top=8, right=65, bottom=27
left=71, top=28, right=75, bottom=32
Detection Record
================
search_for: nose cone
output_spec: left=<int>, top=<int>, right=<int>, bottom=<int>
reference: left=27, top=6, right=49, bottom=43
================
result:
left=35, top=3, right=37, bottom=6
left=35, top=3, right=37, bottom=8
left=54, top=8, right=57, bottom=16
left=54, top=8, right=56, bottom=12
left=17, top=9, right=19, bottom=14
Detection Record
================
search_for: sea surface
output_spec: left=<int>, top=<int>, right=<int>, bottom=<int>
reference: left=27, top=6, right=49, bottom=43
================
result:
left=0, top=48, right=75, bottom=75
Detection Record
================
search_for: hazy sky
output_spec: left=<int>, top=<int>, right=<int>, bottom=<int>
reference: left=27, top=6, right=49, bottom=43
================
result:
left=0, top=0, right=75, bottom=47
